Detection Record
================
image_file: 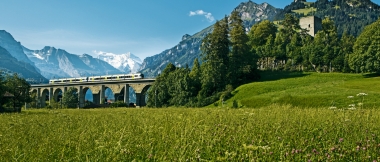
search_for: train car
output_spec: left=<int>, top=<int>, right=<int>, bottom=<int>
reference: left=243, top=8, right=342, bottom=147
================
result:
left=49, top=73, right=144, bottom=84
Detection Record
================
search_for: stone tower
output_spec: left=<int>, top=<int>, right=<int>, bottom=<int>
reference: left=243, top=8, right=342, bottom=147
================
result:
left=299, top=16, right=322, bottom=37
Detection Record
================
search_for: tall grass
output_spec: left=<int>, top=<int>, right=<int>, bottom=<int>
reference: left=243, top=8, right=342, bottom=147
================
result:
left=1, top=107, right=380, bottom=161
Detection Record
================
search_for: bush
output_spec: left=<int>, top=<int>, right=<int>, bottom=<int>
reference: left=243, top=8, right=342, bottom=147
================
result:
left=232, top=100, right=239, bottom=109
left=110, top=101, right=127, bottom=108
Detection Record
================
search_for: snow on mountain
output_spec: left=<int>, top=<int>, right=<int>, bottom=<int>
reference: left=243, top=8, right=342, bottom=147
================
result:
left=93, top=50, right=142, bottom=73
left=23, top=46, right=69, bottom=79
left=24, top=46, right=121, bottom=79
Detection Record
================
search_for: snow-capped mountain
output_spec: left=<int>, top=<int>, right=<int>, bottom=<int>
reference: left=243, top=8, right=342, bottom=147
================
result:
left=94, top=51, right=142, bottom=74
left=23, top=46, right=121, bottom=79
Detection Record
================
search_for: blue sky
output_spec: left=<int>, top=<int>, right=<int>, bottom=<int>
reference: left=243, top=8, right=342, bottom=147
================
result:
left=1, top=0, right=379, bottom=60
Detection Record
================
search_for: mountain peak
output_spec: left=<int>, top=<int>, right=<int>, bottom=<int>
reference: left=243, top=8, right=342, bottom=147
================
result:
left=94, top=51, right=142, bottom=73
left=234, top=0, right=282, bottom=27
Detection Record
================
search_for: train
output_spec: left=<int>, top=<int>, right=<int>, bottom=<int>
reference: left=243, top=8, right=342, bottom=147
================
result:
left=49, top=73, right=144, bottom=84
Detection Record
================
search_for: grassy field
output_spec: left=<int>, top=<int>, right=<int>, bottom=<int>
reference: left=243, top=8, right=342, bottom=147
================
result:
left=1, top=107, right=380, bottom=161
left=1, top=72, right=380, bottom=161
left=222, top=72, right=380, bottom=109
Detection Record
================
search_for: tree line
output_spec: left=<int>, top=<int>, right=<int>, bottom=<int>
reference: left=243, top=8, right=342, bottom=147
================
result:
left=147, top=12, right=380, bottom=108
left=0, top=73, right=32, bottom=112
left=0, top=72, right=90, bottom=111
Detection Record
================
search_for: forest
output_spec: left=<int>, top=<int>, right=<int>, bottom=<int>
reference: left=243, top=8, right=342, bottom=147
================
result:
left=146, top=12, right=380, bottom=108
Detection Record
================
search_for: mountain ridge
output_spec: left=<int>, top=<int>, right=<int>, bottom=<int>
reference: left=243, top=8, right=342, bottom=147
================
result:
left=139, top=1, right=282, bottom=77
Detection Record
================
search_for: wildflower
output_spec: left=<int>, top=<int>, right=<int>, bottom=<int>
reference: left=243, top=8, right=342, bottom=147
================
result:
left=358, top=102, right=363, bottom=106
left=329, top=106, right=337, bottom=109
left=348, top=107, right=356, bottom=110
left=357, top=93, right=368, bottom=96
left=349, top=104, right=355, bottom=107
left=347, top=96, right=354, bottom=99
left=339, top=138, right=344, bottom=143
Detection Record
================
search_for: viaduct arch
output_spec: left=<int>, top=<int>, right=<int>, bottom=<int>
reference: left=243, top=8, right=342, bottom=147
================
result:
left=30, top=79, right=155, bottom=108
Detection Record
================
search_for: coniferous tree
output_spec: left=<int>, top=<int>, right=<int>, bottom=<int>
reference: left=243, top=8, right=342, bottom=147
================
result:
left=200, top=17, right=230, bottom=98
left=189, top=58, right=202, bottom=98
left=229, top=11, right=251, bottom=87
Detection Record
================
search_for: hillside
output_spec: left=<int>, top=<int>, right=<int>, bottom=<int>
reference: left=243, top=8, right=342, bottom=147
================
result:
left=0, top=46, right=48, bottom=82
left=274, top=0, right=380, bottom=36
left=139, top=1, right=282, bottom=77
left=221, top=72, right=380, bottom=108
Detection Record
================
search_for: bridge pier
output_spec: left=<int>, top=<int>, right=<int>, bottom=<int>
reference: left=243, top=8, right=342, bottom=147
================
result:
left=100, top=85, right=105, bottom=104
left=135, top=93, right=146, bottom=107
left=124, top=84, right=129, bottom=105
left=93, top=93, right=100, bottom=104
left=78, top=86, right=84, bottom=108
left=36, top=88, right=41, bottom=108
left=49, top=87, right=53, bottom=106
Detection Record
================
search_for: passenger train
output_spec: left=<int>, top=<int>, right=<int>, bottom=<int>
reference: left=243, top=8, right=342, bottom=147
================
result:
left=49, top=73, right=144, bottom=84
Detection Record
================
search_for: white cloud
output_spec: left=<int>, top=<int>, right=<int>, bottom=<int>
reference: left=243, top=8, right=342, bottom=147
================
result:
left=189, top=10, right=215, bottom=22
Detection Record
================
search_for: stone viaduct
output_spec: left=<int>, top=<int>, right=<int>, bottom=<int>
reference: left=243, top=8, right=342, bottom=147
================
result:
left=30, top=79, right=155, bottom=108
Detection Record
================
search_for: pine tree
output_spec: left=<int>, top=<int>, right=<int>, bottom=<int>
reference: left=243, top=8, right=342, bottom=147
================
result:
left=189, top=58, right=202, bottom=96
left=228, top=11, right=251, bottom=87
left=200, top=17, right=230, bottom=98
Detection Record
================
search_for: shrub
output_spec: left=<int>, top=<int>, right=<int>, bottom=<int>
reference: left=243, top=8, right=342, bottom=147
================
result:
left=110, top=101, right=127, bottom=108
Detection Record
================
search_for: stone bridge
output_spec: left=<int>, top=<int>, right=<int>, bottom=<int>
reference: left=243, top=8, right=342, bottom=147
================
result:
left=30, top=79, right=155, bottom=108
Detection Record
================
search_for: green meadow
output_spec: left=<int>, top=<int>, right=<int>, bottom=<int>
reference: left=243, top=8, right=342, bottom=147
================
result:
left=224, top=72, right=380, bottom=109
left=1, top=72, right=380, bottom=161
